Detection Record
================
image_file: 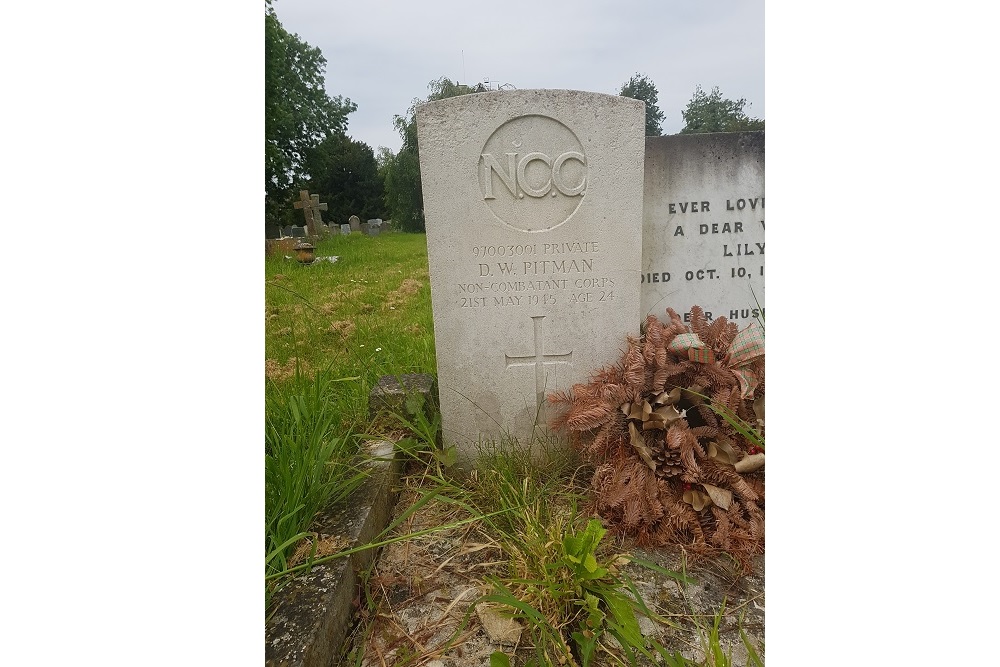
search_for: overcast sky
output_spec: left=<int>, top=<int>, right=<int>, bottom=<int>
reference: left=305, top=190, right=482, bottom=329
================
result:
left=271, top=0, right=763, bottom=154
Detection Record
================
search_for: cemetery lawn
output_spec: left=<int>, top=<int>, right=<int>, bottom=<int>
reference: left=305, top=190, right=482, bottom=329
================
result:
left=265, top=231, right=435, bottom=604
left=265, top=231, right=763, bottom=664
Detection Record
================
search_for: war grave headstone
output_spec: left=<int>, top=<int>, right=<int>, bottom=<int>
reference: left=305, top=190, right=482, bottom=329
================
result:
left=417, top=89, right=645, bottom=468
left=341, top=223, right=352, bottom=235
left=349, top=215, right=362, bottom=233
left=641, top=132, right=764, bottom=327
left=292, top=190, right=328, bottom=237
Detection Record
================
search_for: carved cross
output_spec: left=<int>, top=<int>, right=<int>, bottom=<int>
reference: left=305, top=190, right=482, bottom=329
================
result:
left=504, top=315, right=573, bottom=413
left=292, top=190, right=328, bottom=236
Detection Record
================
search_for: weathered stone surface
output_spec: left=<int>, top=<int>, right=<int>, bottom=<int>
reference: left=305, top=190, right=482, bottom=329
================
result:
left=641, top=132, right=764, bottom=327
left=416, top=89, right=645, bottom=468
left=368, top=373, right=438, bottom=426
left=340, top=223, right=351, bottom=235
left=349, top=215, right=361, bottom=232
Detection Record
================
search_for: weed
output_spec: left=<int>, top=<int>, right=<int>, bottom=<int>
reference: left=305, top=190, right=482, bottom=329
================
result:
left=464, top=440, right=687, bottom=666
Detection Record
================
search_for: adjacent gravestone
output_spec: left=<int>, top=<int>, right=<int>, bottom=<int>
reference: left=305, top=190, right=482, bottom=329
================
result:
left=416, top=89, right=645, bottom=467
left=293, top=190, right=328, bottom=237
left=641, top=133, right=764, bottom=326
left=280, top=225, right=293, bottom=239
left=365, top=220, right=382, bottom=237
left=290, top=226, right=306, bottom=238
left=349, top=215, right=361, bottom=233
left=341, top=223, right=352, bottom=235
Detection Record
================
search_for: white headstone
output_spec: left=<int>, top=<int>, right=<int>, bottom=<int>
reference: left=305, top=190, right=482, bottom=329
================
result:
left=341, top=223, right=352, bottom=235
left=417, top=89, right=645, bottom=467
left=641, top=133, right=764, bottom=326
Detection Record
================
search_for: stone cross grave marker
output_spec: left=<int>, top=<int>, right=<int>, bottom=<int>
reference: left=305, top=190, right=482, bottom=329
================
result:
left=417, top=89, right=645, bottom=467
left=349, top=215, right=361, bottom=232
left=641, top=133, right=764, bottom=326
left=292, top=190, right=328, bottom=237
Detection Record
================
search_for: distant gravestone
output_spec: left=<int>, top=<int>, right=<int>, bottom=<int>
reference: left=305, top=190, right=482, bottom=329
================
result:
left=416, top=89, right=645, bottom=467
left=365, top=220, right=382, bottom=236
left=292, top=190, right=328, bottom=237
left=341, top=223, right=352, bottom=235
left=289, top=226, right=306, bottom=238
left=280, top=225, right=293, bottom=238
left=641, top=133, right=764, bottom=325
left=349, top=215, right=361, bottom=233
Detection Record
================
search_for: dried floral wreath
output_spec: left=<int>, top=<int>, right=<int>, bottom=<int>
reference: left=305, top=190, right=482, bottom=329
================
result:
left=547, top=306, right=765, bottom=571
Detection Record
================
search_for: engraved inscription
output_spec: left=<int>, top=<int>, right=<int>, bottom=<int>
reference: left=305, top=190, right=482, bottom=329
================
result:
left=644, top=194, right=764, bottom=322
left=478, top=115, right=588, bottom=232
left=461, top=238, right=616, bottom=308
left=504, top=315, right=573, bottom=412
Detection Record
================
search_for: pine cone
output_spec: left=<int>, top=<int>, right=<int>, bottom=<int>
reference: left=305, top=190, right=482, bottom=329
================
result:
left=649, top=437, right=684, bottom=478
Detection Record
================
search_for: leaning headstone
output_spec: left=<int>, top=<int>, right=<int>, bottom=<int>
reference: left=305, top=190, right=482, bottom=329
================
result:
left=416, top=89, right=645, bottom=467
left=341, top=224, right=352, bottom=235
left=349, top=215, right=361, bottom=233
left=292, top=190, right=328, bottom=237
left=290, top=226, right=306, bottom=238
left=641, top=133, right=764, bottom=326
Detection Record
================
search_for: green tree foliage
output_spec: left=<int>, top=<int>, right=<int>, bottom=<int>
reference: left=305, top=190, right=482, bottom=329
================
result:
left=619, top=73, right=665, bottom=136
left=679, top=85, right=764, bottom=134
left=265, top=2, right=356, bottom=229
left=380, top=77, right=479, bottom=232
left=304, top=134, right=384, bottom=225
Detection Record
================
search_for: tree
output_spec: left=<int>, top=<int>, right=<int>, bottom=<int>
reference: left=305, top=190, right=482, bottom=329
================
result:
left=679, top=85, right=764, bottom=134
left=619, top=73, right=665, bottom=136
left=304, top=134, right=384, bottom=225
left=265, top=2, right=356, bottom=230
left=380, top=77, right=479, bottom=232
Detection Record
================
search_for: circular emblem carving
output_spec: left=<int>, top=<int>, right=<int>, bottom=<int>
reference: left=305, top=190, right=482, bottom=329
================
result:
left=478, top=115, right=587, bottom=232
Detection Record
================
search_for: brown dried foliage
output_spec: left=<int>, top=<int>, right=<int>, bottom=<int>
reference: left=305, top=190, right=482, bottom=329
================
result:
left=548, top=306, right=765, bottom=572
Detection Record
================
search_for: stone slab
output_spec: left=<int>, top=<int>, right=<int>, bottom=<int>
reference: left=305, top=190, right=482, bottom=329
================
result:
left=368, top=373, right=438, bottom=429
left=416, top=89, right=645, bottom=468
left=340, top=224, right=352, bottom=235
left=641, top=132, right=764, bottom=327
left=265, top=440, right=403, bottom=667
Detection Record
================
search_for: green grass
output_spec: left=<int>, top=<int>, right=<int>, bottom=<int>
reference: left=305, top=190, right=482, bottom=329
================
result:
left=265, top=365, right=369, bottom=606
left=265, top=230, right=437, bottom=608
left=265, top=231, right=436, bottom=429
